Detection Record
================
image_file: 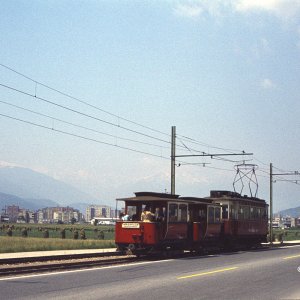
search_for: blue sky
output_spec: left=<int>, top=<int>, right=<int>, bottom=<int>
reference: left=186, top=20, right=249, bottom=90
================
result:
left=0, top=0, right=300, bottom=211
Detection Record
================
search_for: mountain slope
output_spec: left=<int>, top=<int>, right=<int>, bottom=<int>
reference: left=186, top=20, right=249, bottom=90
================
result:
left=278, top=206, right=300, bottom=218
left=0, top=192, right=59, bottom=211
left=0, top=166, right=98, bottom=205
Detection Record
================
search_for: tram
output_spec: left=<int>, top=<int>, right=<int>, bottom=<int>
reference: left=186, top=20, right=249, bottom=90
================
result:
left=115, top=191, right=268, bottom=255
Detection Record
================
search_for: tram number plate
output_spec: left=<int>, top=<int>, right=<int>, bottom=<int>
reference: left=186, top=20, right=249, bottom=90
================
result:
left=122, top=223, right=140, bottom=229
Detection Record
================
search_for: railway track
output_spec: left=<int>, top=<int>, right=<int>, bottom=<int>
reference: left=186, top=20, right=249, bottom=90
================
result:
left=0, top=243, right=290, bottom=278
left=0, top=253, right=139, bottom=278
left=0, top=249, right=205, bottom=278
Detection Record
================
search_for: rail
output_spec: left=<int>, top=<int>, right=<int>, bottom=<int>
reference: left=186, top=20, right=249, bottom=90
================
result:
left=0, top=252, right=137, bottom=277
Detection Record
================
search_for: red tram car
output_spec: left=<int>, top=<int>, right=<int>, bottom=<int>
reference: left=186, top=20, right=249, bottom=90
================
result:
left=115, top=191, right=268, bottom=255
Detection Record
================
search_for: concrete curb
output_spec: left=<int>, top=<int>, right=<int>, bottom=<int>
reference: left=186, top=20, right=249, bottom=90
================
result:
left=0, top=248, right=117, bottom=261
left=1, top=241, right=300, bottom=262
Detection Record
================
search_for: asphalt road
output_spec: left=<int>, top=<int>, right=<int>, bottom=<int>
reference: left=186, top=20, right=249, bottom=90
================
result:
left=1, top=245, right=300, bottom=300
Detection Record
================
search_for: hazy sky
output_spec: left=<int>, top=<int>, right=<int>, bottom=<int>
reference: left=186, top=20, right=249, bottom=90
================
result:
left=0, top=0, right=300, bottom=211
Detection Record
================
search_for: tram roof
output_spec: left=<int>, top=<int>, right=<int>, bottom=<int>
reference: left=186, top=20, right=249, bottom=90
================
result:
left=116, top=192, right=213, bottom=205
left=207, top=190, right=266, bottom=204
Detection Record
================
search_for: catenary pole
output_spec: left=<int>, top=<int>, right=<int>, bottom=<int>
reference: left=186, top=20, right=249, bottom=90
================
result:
left=171, top=126, right=176, bottom=195
left=269, top=163, right=273, bottom=246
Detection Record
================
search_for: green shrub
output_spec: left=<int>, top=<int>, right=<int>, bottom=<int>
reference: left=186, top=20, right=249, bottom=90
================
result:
left=60, top=229, right=66, bottom=239
left=73, top=230, right=79, bottom=240
left=80, top=229, right=86, bottom=240
left=6, top=228, right=12, bottom=237
left=21, top=228, right=28, bottom=238
left=43, top=229, right=49, bottom=238
left=98, top=231, right=105, bottom=240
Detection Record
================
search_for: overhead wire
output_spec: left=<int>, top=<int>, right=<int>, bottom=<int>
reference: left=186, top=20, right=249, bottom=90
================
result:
left=0, top=102, right=245, bottom=173
left=0, top=63, right=258, bottom=160
left=3, top=63, right=292, bottom=179
left=176, top=133, right=245, bottom=154
left=0, top=82, right=210, bottom=155
left=0, top=112, right=170, bottom=160
left=0, top=82, right=172, bottom=145
left=0, top=62, right=170, bottom=138
left=0, top=99, right=170, bottom=150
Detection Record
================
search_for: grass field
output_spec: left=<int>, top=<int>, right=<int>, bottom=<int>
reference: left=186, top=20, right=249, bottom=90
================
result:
left=0, top=236, right=115, bottom=253
left=0, top=223, right=115, bottom=239
left=273, top=228, right=300, bottom=241
left=0, top=223, right=116, bottom=252
left=0, top=223, right=299, bottom=253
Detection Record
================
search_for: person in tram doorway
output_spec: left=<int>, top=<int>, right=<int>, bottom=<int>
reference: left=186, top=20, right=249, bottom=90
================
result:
left=141, top=205, right=155, bottom=222
left=155, top=207, right=165, bottom=222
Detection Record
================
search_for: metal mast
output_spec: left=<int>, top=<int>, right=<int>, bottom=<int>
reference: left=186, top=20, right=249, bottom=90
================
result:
left=171, top=126, right=176, bottom=195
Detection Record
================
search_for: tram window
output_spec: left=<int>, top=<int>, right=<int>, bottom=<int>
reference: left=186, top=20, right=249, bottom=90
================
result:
left=244, top=206, right=250, bottom=220
left=238, top=207, right=244, bottom=220
left=254, top=207, right=259, bottom=219
left=178, top=204, right=187, bottom=222
left=257, top=207, right=265, bottom=219
left=250, top=207, right=254, bottom=219
left=222, top=205, right=229, bottom=219
left=198, top=209, right=206, bottom=221
left=215, top=207, right=221, bottom=223
left=169, top=204, right=178, bottom=222
left=208, top=207, right=214, bottom=223
left=230, top=207, right=237, bottom=220
left=126, top=206, right=137, bottom=220
left=154, top=206, right=166, bottom=221
left=263, top=208, right=268, bottom=219
left=251, top=207, right=259, bottom=219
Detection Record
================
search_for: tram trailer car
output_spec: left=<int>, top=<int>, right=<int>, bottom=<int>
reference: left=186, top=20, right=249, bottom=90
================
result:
left=115, top=191, right=268, bottom=255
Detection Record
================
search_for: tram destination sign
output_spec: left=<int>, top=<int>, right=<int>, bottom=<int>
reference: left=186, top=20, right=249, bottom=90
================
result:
left=122, top=223, right=140, bottom=229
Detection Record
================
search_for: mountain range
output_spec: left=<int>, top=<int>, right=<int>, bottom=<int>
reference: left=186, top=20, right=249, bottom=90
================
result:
left=0, top=164, right=299, bottom=217
left=0, top=165, right=100, bottom=213
left=277, top=206, right=300, bottom=218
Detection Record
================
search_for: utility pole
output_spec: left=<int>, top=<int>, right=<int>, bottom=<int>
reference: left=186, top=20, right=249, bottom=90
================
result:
left=269, top=164, right=299, bottom=246
left=269, top=163, right=273, bottom=246
left=171, top=126, right=176, bottom=195
left=170, top=126, right=253, bottom=195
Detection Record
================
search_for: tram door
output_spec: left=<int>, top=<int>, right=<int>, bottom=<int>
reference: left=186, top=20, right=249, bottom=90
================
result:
left=165, top=202, right=188, bottom=240
left=189, top=204, right=207, bottom=241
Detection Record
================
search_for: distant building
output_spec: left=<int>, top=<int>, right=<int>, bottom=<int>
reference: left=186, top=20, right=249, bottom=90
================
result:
left=36, top=206, right=83, bottom=224
left=0, top=204, right=84, bottom=224
left=0, top=214, right=9, bottom=222
left=86, top=205, right=112, bottom=222
left=6, top=205, right=20, bottom=223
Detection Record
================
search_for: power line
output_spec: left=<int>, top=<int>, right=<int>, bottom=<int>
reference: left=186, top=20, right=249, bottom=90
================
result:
left=176, top=136, right=251, bottom=163
left=0, top=64, right=259, bottom=159
left=0, top=62, right=170, bottom=138
left=0, top=106, right=250, bottom=175
left=176, top=133, right=245, bottom=154
left=253, top=157, right=270, bottom=168
left=0, top=112, right=171, bottom=160
left=0, top=82, right=212, bottom=155
left=273, top=178, right=300, bottom=185
left=0, top=109, right=246, bottom=175
left=2, top=65, right=298, bottom=186
left=0, top=99, right=170, bottom=150
left=176, top=161, right=234, bottom=172
left=0, top=82, right=172, bottom=145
